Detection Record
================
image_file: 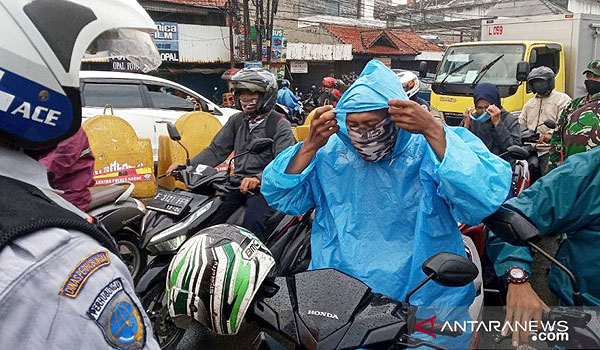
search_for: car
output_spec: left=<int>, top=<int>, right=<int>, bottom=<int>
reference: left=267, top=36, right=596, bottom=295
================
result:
left=80, top=71, right=239, bottom=160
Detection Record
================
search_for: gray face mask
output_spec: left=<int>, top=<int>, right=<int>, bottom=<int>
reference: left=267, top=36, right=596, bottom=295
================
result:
left=347, top=117, right=398, bottom=162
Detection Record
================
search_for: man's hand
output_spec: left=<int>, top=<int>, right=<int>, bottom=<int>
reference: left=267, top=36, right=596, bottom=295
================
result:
left=388, top=99, right=446, bottom=160
left=240, top=176, right=260, bottom=194
left=388, top=99, right=439, bottom=134
left=286, top=105, right=338, bottom=174
left=503, top=282, right=550, bottom=348
left=166, top=163, right=184, bottom=176
left=463, top=106, right=474, bottom=129
left=488, top=105, right=502, bottom=127
left=538, top=133, right=552, bottom=144
left=303, top=105, right=338, bottom=153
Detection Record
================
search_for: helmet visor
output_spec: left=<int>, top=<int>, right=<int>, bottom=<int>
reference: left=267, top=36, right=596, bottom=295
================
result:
left=83, top=28, right=161, bottom=73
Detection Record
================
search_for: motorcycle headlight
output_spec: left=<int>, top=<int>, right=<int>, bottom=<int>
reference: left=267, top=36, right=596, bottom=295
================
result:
left=149, top=235, right=187, bottom=254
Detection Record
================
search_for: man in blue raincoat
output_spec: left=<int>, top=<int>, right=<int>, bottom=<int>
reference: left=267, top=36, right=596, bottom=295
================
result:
left=261, top=60, right=512, bottom=347
left=277, top=79, right=301, bottom=121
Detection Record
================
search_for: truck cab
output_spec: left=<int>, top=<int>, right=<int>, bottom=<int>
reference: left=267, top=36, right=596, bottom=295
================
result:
left=431, top=41, right=565, bottom=125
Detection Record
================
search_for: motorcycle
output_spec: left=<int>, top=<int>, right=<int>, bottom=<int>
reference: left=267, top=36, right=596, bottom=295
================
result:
left=87, top=182, right=146, bottom=280
left=484, top=209, right=600, bottom=349
left=521, top=118, right=558, bottom=183
left=136, top=123, right=312, bottom=349
left=248, top=252, right=477, bottom=350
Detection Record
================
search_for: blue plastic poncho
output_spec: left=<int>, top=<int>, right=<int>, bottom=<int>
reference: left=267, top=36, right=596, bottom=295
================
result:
left=262, top=60, right=511, bottom=345
left=276, top=87, right=300, bottom=119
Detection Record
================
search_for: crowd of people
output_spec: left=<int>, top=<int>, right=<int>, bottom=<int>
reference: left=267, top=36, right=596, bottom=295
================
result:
left=3, top=1, right=600, bottom=348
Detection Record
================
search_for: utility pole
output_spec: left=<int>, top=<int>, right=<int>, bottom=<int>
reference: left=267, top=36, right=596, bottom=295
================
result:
left=228, top=0, right=235, bottom=68
left=255, top=0, right=263, bottom=63
left=265, top=0, right=271, bottom=67
left=243, top=0, right=250, bottom=60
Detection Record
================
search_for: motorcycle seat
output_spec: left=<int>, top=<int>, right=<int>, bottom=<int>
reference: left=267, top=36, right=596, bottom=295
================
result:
left=88, top=185, right=127, bottom=211
left=265, top=211, right=286, bottom=236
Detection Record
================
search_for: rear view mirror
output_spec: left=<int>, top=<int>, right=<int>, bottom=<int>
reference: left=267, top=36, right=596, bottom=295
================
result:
left=167, top=122, right=182, bottom=141
left=507, top=145, right=529, bottom=160
left=418, top=61, right=428, bottom=79
left=529, top=50, right=538, bottom=65
left=248, top=138, right=273, bottom=154
left=544, top=119, right=557, bottom=129
left=517, top=61, right=531, bottom=82
left=483, top=207, right=541, bottom=246
left=422, top=253, right=478, bottom=287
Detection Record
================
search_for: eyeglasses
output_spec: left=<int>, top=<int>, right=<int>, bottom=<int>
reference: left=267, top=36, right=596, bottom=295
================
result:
left=239, top=97, right=258, bottom=104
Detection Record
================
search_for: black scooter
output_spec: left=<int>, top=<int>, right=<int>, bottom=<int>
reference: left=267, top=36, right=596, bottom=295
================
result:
left=484, top=209, right=600, bottom=349
left=136, top=123, right=312, bottom=349
left=247, top=252, right=476, bottom=350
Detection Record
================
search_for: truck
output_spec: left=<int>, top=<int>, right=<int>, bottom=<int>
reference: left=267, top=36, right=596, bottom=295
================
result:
left=430, top=13, right=600, bottom=126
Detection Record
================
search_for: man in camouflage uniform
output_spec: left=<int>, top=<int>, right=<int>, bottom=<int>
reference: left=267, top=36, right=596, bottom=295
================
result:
left=549, top=60, right=600, bottom=169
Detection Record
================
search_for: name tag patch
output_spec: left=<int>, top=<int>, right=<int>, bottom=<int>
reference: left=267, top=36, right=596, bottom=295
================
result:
left=60, top=251, right=110, bottom=298
left=88, top=278, right=146, bottom=350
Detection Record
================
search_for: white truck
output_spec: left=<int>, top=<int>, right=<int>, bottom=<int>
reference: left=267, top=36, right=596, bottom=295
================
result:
left=431, top=13, right=600, bottom=125
left=481, top=13, right=600, bottom=98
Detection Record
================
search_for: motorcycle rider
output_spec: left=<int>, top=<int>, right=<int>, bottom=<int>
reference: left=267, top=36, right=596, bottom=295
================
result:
left=261, top=59, right=512, bottom=348
left=396, top=70, right=430, bottom=110
left=486, top=146, right=600, bottom=348
left=461, top=83, right=522, bottom=157
left=167, top=68, right=296, bottom=241
left=276, top=79, right=301, bottom=122
left=0, top=0, right=161, bottom=349
left=519, top=66, right=571, bottom=181
left=318, top=76, right=341, bottom=107
left=549, top=60, right=600, bottom=169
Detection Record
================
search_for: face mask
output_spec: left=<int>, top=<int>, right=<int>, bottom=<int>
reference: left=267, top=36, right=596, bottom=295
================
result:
left=470, top=111, right=491, bottom=123
left=240, top=98, right=258, bottom=115
left=585, top=80, right=600, bottom=96
left=531, top=80, right=551, bottom=97
left=347, top=117, right=398, bottom=162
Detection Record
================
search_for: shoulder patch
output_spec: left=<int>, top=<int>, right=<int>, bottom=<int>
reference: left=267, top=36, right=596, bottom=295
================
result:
left=60, top=251, right=110, bottom=298
left=88, top=278, right=146, bottom=350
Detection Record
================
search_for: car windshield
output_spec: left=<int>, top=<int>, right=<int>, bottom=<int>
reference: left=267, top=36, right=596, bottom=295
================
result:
left=435, top=44, right=525, bottom=85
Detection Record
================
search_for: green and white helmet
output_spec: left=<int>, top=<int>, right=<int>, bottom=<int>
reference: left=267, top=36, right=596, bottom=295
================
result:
left=166, top=224, right=275, bottom=334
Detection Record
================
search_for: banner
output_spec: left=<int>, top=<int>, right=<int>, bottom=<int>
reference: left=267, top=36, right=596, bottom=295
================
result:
left=153, top=22, right=179, bottom=62
left=93, top=161, right=155, bottom=186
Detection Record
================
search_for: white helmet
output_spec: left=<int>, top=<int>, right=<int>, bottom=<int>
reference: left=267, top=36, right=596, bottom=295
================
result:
left=396, top=71, right=420, bottom=98
left=0, top=0, right=161, bottom=149
left=166, top=224, right=275, bottom=335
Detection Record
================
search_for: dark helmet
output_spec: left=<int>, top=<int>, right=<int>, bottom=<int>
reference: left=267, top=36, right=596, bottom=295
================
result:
left=231, top=68, right=278, bottom=114
left=527, top=66, right=555, bottom=96
left=280, top=79, right=290, bottom=88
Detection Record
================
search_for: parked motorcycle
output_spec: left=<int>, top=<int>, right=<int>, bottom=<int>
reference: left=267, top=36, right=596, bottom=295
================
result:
left=136, top=123, right=312, bottom=349
left=87, top=182, right=146, bottom=280
left=247, top=252, right=476, bottom=350
left=484, top=209, right=600, bottom=349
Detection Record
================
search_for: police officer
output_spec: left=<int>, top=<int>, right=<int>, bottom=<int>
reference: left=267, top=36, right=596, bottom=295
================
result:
left=0, top=1, right=162, bottom=349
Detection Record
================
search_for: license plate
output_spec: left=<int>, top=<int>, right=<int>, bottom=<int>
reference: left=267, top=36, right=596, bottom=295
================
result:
left=146, top=191, right=193, bottom=216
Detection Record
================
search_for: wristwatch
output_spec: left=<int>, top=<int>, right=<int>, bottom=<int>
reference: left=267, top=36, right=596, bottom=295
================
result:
left=505, top=266, right=530, bottom=284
